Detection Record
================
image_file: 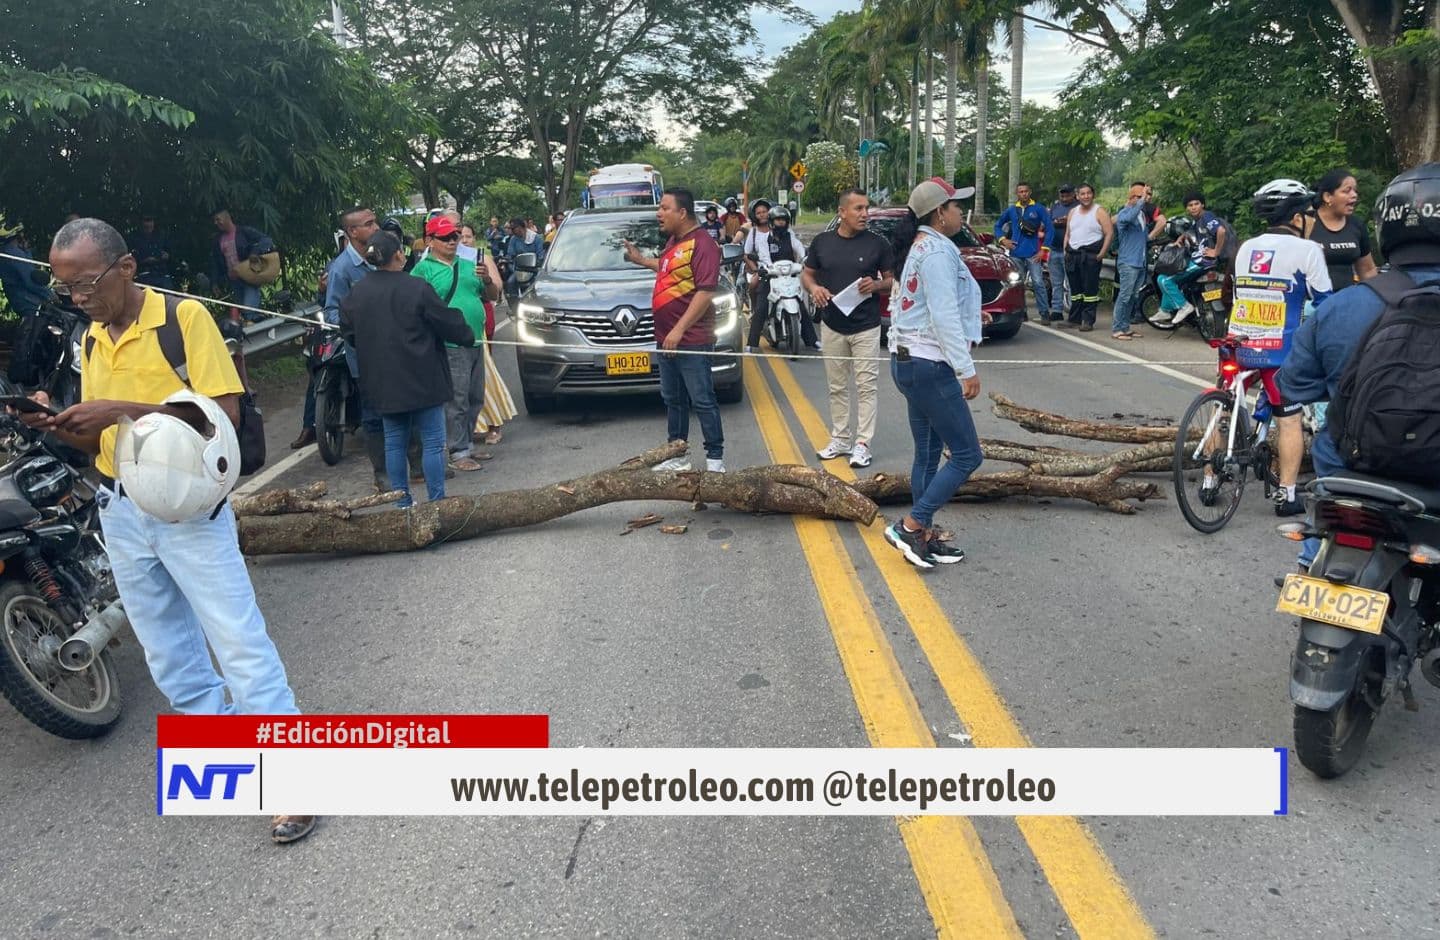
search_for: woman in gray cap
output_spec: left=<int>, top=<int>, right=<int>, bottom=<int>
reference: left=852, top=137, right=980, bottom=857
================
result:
left=883, top=177, right=984, bottom=569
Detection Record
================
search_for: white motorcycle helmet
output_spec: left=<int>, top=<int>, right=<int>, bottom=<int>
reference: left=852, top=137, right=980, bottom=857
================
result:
left=114, top=389, right=241, bottom=522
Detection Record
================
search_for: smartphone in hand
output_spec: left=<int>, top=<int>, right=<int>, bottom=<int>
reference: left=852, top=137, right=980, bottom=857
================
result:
left=0, top=395, right=61, bottom=417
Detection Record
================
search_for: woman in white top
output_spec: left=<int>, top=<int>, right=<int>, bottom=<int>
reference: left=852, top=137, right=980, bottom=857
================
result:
left=1061, top=183, right=1113, bottom=331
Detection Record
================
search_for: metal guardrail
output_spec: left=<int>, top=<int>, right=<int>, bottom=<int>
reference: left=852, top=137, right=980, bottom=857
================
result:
left=238, top=301, right=315, bottom=357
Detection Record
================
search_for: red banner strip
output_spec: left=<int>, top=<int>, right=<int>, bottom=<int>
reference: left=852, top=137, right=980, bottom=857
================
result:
left=157, top=714, right=549, bottom=748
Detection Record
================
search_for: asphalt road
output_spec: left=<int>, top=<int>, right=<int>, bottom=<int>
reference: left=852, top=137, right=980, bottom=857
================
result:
left=2, top=312, right=1437, bottom=939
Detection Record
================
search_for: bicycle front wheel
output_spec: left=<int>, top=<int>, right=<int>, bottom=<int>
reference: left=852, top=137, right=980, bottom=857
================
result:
left=1173, top=389, right=1250, bottom=533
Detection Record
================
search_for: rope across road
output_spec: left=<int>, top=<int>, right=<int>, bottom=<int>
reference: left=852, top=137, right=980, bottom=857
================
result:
left=3, top=251, right=1215, bottom=367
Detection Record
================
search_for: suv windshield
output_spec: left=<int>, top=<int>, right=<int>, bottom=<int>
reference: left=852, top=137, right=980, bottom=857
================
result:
left=545, top=217, right=665, bottom=272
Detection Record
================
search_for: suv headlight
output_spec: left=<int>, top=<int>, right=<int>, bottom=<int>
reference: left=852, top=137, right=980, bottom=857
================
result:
left=515, top=302, right=555, bottom=347
left=516, top=302, right=556, bottom=325
left=714, top=293, right=739, bottom=334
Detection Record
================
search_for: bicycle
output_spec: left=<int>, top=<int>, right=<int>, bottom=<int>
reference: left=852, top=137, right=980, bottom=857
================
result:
left=1172, top=336, right=1283, bottom=533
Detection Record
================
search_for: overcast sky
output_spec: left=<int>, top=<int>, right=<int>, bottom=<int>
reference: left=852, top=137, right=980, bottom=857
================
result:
left=755, top=1, right=1096, bottom=103
left=654, top=3, right=1100, bottom=145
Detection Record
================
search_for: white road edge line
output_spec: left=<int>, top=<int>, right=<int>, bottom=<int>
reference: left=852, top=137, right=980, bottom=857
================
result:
left=235, top=444, right=318, bottom=497
left=1020, top=323, right=1212, bottom=390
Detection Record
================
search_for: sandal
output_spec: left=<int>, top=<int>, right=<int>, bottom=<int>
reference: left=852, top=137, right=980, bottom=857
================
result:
left=271, top=814, right=317, bottom=844
left=484, top=429, right=503, bottom=445
left=1111, top=332, right=1134, bottom=341
left=450, top=456, right=484, bottom=472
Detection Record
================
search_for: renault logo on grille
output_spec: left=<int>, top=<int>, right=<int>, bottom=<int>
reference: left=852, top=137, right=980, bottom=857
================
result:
left=612, top=307, right=639, bottom=336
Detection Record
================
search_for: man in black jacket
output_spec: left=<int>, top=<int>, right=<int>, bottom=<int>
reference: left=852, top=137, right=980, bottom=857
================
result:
left=210, top=208, right=274, bottom=323
left=340, top=231, right=475, bottom=507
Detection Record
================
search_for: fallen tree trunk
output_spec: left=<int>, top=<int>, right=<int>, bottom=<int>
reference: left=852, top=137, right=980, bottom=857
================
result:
left=991, top=393, right=1192, bottom=444
left=236, top=441, right=878, bottom=557
left=981, top=439, right=1174, bottom=476
left=852, top=466, right=1164, bottom=515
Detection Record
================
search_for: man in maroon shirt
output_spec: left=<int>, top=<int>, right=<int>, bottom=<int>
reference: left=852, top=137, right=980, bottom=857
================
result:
left=624, top=188, right=726, bottom=473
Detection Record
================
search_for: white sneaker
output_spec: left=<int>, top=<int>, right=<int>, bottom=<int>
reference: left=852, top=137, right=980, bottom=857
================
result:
left=848, top=442, right=873, bottom=468
left=652, top=457, right=692, bottom=472
left=1171, top=302, right=1196, bottom=325
left=1152, top=310, right=1175, bottom=323
left=706, top=458, right=726, bottom=473
left=817, top=438, right=851, bottom=460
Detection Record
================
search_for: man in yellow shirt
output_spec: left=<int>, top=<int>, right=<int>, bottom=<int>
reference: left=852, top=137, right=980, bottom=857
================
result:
left=30, top=219, right=314, bottom=844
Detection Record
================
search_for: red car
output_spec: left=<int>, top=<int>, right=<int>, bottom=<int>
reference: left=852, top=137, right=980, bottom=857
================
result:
left=828, top=207, right=1028, bottom=342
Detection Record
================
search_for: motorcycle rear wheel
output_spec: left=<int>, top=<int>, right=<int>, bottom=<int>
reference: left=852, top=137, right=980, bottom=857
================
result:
left=0, top=580, right=121, bottom=739
left=317, top=376, right=346, bottom=466
left=1293, top=683, right=1378, bottom=779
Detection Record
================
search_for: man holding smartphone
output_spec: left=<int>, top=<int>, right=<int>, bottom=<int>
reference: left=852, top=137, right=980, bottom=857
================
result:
left=411, top=215, right=498, bottom=472
left=22, top=218, right=313, bottom=844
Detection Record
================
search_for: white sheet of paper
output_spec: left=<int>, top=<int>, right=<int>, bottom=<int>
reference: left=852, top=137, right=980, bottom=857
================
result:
left=456, top=244, right=479, bottom=263
left=831, top=278, right=866, bottom=316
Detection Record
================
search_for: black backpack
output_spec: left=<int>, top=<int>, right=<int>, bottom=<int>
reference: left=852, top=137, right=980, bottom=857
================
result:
left=85, top=293, right=267, bottom=475
left=1328, top=270, right=1440, bottom=484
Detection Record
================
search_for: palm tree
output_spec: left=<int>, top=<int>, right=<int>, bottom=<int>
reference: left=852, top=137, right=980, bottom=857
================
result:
left=818, top=9, right=912, bottom=193
left=1007, top=6, right=1025, bottom=195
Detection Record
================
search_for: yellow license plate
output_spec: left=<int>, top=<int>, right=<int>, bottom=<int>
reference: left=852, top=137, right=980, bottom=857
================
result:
left=606, top=352, right=651, bottom=376
left=1201, top=288, right=1223, bottom=302
left=1275, top=574, right=1388, bottom=634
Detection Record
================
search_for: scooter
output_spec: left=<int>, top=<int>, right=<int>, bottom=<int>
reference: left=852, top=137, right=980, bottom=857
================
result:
left=752, top=257, right=805, bottom=358
left=1278, top=473, right=1440, bottom=778
left=303, top=309, right=353, bottom=466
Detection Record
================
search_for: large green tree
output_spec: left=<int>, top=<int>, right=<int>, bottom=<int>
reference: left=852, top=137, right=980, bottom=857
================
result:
left=461, top=0, right=807, bottom=213
left=0, top=0, right=413, bottom=263
left=1066, top=0, right=1394, bottom=226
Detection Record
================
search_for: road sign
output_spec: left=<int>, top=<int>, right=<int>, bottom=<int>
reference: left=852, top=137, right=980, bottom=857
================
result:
left=789, top=161, right=807, bottom=180
left=792, top=181, right=805, bottom=193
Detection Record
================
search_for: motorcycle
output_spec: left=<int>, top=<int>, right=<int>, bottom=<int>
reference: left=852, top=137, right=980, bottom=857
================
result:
left=1277, top=473, right=1440, bottom=777
left=0, top=389, right=126, bottom=739
left=303, top=310, right=353, bottom=466
left=1139, top=261, right=1232, bottom=341
left=8, top=271, right=87, bottom=409
left=751, top=256, right=806, bottom=358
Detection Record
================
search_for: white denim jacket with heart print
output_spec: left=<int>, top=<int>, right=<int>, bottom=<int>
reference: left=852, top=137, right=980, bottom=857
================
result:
left=889, top=225, right=984, bottom=378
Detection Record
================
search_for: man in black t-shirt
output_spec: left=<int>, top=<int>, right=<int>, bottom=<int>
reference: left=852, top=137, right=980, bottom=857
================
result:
left=802, top=189, right=894, bottom=469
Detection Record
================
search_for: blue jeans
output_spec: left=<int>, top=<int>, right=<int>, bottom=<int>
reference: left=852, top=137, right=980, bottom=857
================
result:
left=890, top=356, right=984, bottom=528
left=1013, top=254, right=1050, bottom=318
left=1047, top=249, right=1069, bottom=317
left=1112, top=262, right=1144, bottom=333
left=229, top=280, right=263, bottom=321
left=658, top=344, right=724, bottom=460
left=97, top=489, right=298, bottom=715
left=383, top=404, right=447, bottom=507
left=302, top=373, right=316, bottom=430
left=1159, top=262, right=1203, bottom=312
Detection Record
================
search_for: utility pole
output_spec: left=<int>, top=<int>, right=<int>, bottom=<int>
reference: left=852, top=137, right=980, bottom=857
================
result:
left=331, top=1, right=355, bottom=49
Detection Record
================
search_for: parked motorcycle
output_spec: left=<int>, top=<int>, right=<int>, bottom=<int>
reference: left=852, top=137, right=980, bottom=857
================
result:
left=1139, top=263, right=1232, bottom=341
left=303, top=310, right=353, bottom=465
left=1277, top=473, right=1440, bottom=777
left=750, top=256, right=805, bottom=358
left=0, top=387, right=126, bottom=739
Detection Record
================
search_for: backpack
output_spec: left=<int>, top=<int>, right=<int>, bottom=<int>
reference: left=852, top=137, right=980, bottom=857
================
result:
left=1327, top=270, right=1440, bottom=485
left=1154, top=243, right=1189, bottom=276
left=85, top=293, right=267, bottom=475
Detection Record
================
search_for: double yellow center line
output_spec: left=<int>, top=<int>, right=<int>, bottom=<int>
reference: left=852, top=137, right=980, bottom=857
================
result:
left=744, top=357, right=1153, bottom=939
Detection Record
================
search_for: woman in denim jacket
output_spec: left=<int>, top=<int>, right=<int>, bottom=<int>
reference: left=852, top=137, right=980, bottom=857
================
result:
left=884, top=178, right=985, bottom=569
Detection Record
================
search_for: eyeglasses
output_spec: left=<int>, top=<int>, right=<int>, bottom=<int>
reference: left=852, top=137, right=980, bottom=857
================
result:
left=52, top=253, right=125, bottom=298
